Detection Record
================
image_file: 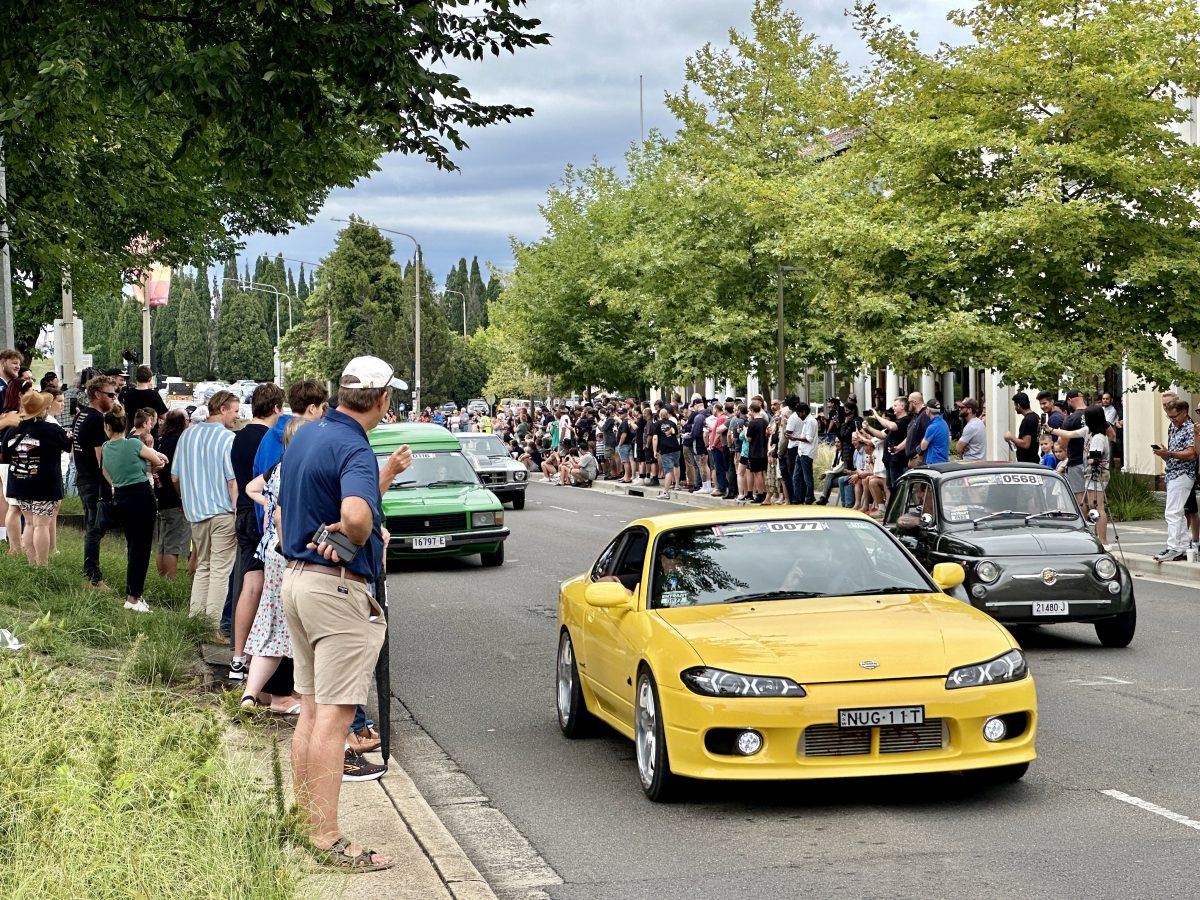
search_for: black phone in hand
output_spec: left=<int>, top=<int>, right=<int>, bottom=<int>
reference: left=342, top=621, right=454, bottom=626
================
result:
left=311, top=526, right=360, bottom=564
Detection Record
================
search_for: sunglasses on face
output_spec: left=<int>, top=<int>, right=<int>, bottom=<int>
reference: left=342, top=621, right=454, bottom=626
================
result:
left=100, top=391, right=117, bottom=399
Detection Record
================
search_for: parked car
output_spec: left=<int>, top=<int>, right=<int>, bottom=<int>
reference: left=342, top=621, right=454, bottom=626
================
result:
left=192, top=380, right=229, bottom=405
left=455, top=433, right=528, bottom=509
left=884, top=462, right=1135, bottom=647
left=466, top=398, right=490, bottom=416
left=557, top=506, right=1035, bottom=801
left=369, top=423, right=508, bottom=568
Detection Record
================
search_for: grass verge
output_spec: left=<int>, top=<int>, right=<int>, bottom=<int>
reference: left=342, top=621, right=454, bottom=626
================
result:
left=0, top=526, right=302, bottom=898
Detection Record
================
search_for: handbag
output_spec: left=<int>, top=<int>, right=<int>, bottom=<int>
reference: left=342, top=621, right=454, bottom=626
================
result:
left=96, top=495, right=121, bottom=531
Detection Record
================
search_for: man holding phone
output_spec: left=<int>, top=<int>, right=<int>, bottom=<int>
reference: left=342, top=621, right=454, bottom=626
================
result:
left=279, top=356, right=412, bottom=871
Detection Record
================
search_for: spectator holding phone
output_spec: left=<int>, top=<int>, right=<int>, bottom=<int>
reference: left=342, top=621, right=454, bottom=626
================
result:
left=279, top=355, right=412, bottom=871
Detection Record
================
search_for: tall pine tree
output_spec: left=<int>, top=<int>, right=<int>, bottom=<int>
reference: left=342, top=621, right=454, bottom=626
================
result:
left=174, top=283, right=211, bottom=381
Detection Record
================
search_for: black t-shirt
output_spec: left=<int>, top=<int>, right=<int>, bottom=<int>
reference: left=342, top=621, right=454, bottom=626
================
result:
left=122, top=387, right=167, bottom=418
left=645, top=417, right=661, bottom=450
left=838, top=416, right=862, bottom=465
left=617, top=420, right=632, bottom=446
left=658, top=419, right=681, bottom=455
left=1062, top=409, right=1085, bottom=465
left=6, top=419, right=72, bottom=501
left=576, top=415, right=595, bottom=443
left=231, top=423, right=269, bottom=515
left=155, top=432, right=183, bottom=509
left=72, top=407, right=107, bottom=483
left=1016, top=411, right=1041, bottom=464
left=746, top=415, right=768, bottom=459
left=887, top=415, right=911, bottom=452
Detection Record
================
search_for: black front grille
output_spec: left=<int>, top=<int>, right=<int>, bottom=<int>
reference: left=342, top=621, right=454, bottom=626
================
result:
left=479, top=471, right=507, bottom=486
left=387, top=513, right=467, bottom=534
left=800, top=720, right=946, bottom=757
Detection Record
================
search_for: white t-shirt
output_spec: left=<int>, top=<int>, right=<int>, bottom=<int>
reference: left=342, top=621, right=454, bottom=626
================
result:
left=786, top=412, right=803, bottom=450
left=872, top=437, right=886, bottom=476
left=960, top=417, right=986, bottom=460
left=798, top=416, right=819, bottom=459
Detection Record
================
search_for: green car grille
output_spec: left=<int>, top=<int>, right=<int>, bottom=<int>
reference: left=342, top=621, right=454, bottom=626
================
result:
left=387, top=513, right=468, bottom=535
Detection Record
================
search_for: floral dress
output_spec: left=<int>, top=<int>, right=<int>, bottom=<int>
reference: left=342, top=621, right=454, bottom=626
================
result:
left=244, top=466, right=291, bottom=658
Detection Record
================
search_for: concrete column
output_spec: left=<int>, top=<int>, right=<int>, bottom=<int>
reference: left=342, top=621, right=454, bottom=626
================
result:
left=920, top=370, right=937, bottom=401
left=967, top=367, right=977, bottom=400
left=824, top=368, right=835, bottom=401
left=942, top=371, right=956, bottom=405
left=746, top=372, right=760, bottom=400
left=705, top=378, right=716, bottom=400
left=886, top=367, right=899, bottom=404
left=983, top=370, right=1013, bottom=461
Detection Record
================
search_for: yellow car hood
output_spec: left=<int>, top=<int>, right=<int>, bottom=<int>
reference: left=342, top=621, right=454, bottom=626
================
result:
left=657, top=594, right=1011, bottom=684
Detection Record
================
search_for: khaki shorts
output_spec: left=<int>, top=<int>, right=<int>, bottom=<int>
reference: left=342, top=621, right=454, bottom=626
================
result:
left=282, top=563, right=386, bottom=706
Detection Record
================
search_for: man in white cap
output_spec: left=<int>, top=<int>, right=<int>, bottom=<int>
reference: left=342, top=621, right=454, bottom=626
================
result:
left=278, top=356, right=411, bottom=871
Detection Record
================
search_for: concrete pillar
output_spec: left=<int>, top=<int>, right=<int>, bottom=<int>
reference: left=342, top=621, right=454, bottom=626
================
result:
left=942, top=371, right=956, bottom=405
left=983, top=370, right=1013, bottom=461
left=705, top=378, right=716, bottom=400
left=920, top=370, right=936, bottom=401
left=746, top=372, right=760, bottom=400
left=824, top=368, right=835, bottom=401
left=967, top=367, right=977, bottom=400
left=886, top=367, right=899, bottom=404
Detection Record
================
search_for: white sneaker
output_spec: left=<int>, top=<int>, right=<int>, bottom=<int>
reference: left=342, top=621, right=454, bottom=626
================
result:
left=124, top=599, right=151, bottom=613
left=657, top=491, right=670, bottom=499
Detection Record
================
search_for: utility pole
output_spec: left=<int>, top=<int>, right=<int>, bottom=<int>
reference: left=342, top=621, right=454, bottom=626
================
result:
left=61, top=270, right=76, bottom=386
left=0, top=133, right=13, bottom=350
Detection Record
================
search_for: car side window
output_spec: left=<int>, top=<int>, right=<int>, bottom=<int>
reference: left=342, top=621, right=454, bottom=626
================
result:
left=908, top=480, right=936, bottom=522
left=886, top=481, right=911, bottom=525
left=591, top=534, right=624, bottom=581
left=614, top=530, right=649, bottom=580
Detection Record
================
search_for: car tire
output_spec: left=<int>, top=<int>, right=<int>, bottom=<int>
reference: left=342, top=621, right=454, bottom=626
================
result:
left=556, top=629, right=596, bottom=738
left=480, top=544, right=505, bottom=567
left=635, top=669, right=682, bottom=802
left=964, top=761, right=1029, bottom=787
left=1095, top=598, right=1136, bottom=648
left=385, top=555, right=401, bottom=573
left=511, top=493, right=526, bottom=510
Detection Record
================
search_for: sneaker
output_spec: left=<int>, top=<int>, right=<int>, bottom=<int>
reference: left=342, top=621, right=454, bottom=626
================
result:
left=1153, top=548, right=1186, bottom=562
left=347, top=726, right=382, bottom=754
left=228, top=656, right=247, bottom=681
left=657, top=491, right=670, bottom=499
left=123, top=599, right=151, bottom=613
left=343, top=749, right=386, bottom=782
left=649, top=477, right=660, bottom=486
left=88, top=580, right=111, bottom=592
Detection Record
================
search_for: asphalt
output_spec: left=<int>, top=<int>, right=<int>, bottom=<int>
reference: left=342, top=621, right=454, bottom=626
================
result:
left=387, top=481, right=1200, bottom=899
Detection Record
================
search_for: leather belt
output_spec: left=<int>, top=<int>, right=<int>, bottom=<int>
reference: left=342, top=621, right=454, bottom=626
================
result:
left=286, top=559, right=368, bottom=584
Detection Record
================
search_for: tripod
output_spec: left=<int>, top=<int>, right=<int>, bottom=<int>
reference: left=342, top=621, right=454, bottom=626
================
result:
left=1081, top=459, right=1125, bottom=563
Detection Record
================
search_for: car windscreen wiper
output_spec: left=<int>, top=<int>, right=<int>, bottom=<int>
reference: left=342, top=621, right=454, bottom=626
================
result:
left=726, top=590, right=824, bottom=603
left=1024, top=510, right=1078, bottom=524
left=838, top=586, right=927, bottom=596
left=388, top=480, right=417, bottom=489
left=426, top=479, right=476, bottom=487
left=973, top=510, right=1027, bottom=528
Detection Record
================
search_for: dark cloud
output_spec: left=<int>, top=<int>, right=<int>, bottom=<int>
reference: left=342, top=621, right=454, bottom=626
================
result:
left=239, top=2, right=965, bottom=284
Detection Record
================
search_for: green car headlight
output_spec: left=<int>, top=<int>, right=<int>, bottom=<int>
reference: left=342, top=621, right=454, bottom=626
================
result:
left=945, top=649, right=1027, bottom=690
left=681, top=667, right=805, bottom=698
left=471, top=511, right=502, bottom=528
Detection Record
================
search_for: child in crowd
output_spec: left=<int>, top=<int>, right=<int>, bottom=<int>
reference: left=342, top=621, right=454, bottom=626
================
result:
left=1039, top=436, right=1057, bottom=469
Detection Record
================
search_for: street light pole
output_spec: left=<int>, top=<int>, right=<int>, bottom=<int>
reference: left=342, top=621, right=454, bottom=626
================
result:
left=776, top=265, right=800, bottom=400
left=280, top=256, right=325, bottom=330
left=443, top=289, right=466, bottom=338
left=0, top=133, right=13, bottom=350
left=332, top=218, right=422, bottom=412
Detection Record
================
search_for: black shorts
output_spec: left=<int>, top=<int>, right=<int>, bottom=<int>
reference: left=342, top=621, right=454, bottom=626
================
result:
left=236, top=507, right=265, bottom=573
left=747, top=456, right=768, bottom=473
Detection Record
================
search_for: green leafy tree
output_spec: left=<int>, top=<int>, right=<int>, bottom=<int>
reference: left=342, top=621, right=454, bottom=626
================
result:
left=217, top=287, right=273, bottom=380
left=791, top=0, right=1200, bottom=389
left=174, top=284, right=212, bottom=381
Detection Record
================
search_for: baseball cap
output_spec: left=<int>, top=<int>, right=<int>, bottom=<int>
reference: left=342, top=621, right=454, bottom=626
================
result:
left=926, top=398, right=943, bottom=412
left=959, top=397, right=980, bottom=412
left=340, top=356, right=408, bottom=391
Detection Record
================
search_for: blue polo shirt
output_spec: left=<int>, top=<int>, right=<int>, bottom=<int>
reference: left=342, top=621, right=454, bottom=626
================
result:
left=279, top=408, right=382, bottom=580
left=923, top=414, right=951, bottom=464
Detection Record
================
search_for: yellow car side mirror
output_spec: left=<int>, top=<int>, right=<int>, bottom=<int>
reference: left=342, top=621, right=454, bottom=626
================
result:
left=932, top=562, right=965, bottom=592
left=585, top=582, right=633, bottom=610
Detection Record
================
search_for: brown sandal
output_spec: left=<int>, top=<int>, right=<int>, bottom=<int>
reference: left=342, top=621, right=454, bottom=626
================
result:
left=309, top=837, right=395, bottom=873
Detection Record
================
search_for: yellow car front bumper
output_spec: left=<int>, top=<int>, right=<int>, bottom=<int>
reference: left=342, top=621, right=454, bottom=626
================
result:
left=659, top=675, right=1036, bottom=781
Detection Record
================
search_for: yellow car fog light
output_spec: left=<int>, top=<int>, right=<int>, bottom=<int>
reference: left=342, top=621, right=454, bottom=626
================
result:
left=983, top=717, right=1007, bottom=742
left=734, top=730, right=764, bottom=756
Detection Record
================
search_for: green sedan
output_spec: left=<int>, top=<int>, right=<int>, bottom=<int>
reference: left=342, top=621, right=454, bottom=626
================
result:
left=369, top=423, right=508, bottom=568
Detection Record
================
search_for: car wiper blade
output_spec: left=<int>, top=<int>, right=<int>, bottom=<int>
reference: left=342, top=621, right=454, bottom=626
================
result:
left=426, top=479, right=475, bottom=487
left=838, top=586, right=926, bottom=596
left=388, top=480, right=417, bottom=489
left=1024, top=510, right=1078, bottom=523
left=726, top=590, right=823, bottom=603
left=973, top=510, right=1027, bottom=528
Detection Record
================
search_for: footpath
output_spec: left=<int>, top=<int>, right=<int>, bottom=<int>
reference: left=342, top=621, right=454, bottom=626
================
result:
left=560, top=477, right=1199, bottom=588
left=204, top=645, right=497, bottom=900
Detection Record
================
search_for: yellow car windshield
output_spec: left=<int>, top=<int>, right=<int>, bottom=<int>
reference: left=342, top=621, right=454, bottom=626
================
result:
left=650, top=520, right=930, bottom=609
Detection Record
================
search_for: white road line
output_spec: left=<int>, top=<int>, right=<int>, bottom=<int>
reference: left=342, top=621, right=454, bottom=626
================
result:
left=548, top=505, right=577, bottom=514
left=1102, top=790, right=1200, bottom=832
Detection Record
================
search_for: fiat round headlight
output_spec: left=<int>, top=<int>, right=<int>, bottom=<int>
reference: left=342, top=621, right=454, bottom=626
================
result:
left=946, top=649, right=1027, bottom=690
left=681, top=667, right=806, bottom=698
left=975, top=560, right=1000, bottom=584
left=1094, top=557, right=1117, bottom=580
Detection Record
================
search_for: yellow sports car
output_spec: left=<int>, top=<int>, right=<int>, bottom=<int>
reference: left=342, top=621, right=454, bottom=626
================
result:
left=555, top=506, right=1037, bottom=801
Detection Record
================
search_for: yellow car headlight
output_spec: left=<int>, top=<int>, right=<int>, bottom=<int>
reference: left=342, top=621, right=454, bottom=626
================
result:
left=945, top=649, right=1027, bottom=690
left=681, top=667, right=805, bottom=698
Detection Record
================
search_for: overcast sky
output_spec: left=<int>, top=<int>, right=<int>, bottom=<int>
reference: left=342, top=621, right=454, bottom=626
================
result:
left=238, top=1, right=965, bottom=288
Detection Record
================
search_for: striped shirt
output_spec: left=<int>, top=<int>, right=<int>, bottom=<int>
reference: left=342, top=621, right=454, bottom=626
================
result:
left=173, top=422, right=235, bottom=522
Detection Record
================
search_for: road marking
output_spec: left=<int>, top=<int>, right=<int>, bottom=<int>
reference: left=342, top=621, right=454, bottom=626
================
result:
left=548, top=505, right=577, bottom=514
left=1068, top=675, right=1134, bottom=686
left=1102, top=790, right=1200, bottom=832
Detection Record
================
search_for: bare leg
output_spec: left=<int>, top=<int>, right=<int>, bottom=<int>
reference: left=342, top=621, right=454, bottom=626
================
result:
left=232, top=570, right=264, bottom=659
left=5, top=504, right=21, bottom=554
left=50, top=503, right=59, bottom=554
left=25, top=516, right=52, bottom=565
left=298, top=699, right=355, bottom=843
left=242, top=654, right=283, bottom=704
